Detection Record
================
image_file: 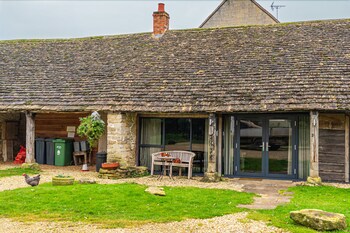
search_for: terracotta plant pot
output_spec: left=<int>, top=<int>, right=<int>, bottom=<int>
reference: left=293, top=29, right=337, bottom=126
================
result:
left=101, top=162, right=120, bottom=170
left=52, top=176, right=75, bottom=186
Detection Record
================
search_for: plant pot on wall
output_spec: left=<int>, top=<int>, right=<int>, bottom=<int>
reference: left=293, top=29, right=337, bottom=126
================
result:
left=52, top=176, right=75, bottom=186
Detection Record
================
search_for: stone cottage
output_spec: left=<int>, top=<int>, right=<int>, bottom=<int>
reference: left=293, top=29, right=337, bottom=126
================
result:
left=199, top=0, right=279, bottom=28
left=0, top=4, right=349, bottom=182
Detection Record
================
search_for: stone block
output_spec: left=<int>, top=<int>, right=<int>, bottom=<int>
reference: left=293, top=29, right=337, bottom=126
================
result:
left=290, top=209, right=346, bottom=231
left=201, top=172, right=221, bottom=182
left=79, top=178, right=97, bottom=184
left=99, top=168, right=117, bottom=174
left=21, top=163, right=40, bottom=171
left=145, top=186, right=166, bottom=196
left=306, top=176, right=322, bottom=186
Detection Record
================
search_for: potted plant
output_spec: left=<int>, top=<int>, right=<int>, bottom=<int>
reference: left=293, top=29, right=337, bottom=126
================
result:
left=77, top=111, right=106, bottom=169
left=52, top=175, right=75, bottom=186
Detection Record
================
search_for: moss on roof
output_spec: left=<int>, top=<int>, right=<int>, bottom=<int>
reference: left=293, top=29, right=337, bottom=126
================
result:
left=0, top=18, right=350, bottom=113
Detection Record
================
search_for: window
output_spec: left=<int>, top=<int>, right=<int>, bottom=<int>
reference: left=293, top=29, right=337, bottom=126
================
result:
left=139, top=118, right=207, bottom=173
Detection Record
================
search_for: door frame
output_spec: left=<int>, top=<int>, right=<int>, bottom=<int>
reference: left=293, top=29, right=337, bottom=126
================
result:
left=234, top=114, right=298, bottom=179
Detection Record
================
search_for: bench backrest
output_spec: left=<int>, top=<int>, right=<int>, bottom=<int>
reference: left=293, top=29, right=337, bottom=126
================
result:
left=152, top=151, right=195, bottom=163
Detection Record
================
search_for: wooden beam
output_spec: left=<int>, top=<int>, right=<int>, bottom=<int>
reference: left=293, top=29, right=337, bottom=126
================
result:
left=345, top=115, right=349, bottom=182
left=25, top=112, right=36, bottom=163
left=1, top=122, right=6, bottom=161
left=139, top=113, right=209, bottom=118
left=98, top=112, right=108, bottom=152
left=310, top=111, right=319, bottom=177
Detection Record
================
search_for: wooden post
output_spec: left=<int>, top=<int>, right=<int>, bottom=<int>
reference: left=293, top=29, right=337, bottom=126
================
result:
left=25, top=112, right=36, bottom=163
left=310, top=111, right=319, bottom=178
left=202, top=113, right=220, bottom=182
left=345, top=115, right=349, bottom=182
left=98, top=112, right=108, bottom=152
left=217, top=115, right=223, bottom=176
left=1, top=122, right=6, bottom=162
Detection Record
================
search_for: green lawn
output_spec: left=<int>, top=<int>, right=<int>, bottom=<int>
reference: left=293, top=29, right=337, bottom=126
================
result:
left=2, top=175, right=349, bottom=232
left=249, top=185, right=350, bottom=233
left=0, top=167, right=39, bottom=178
left=0, top=183, right=254, bottom=227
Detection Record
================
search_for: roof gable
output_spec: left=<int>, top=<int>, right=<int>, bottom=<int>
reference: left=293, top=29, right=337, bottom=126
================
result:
left=200, top=0, right=279, bottom=28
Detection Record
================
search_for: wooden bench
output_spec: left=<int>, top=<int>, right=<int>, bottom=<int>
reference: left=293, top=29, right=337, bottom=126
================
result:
left=151, top=151, right=196, bottom=179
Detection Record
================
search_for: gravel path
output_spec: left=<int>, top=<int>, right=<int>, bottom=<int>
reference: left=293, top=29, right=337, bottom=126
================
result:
left=0, top=163, right=286, bottom=233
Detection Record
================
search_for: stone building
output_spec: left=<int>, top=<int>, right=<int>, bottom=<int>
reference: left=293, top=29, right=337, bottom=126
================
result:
left=1, top=4, right=350, bottom=182
left=200, top=0, right=279, bottom=28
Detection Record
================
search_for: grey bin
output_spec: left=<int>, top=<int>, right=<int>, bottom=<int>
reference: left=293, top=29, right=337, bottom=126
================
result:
left=45, top=138, right=55, bottom=165
left=35, top=138, right=46, bottom=164
left=73, top=141, right=81, bottom=152
left=80, top=141, right=89, bottom=152
left=96, top=152, right=107, bottom=172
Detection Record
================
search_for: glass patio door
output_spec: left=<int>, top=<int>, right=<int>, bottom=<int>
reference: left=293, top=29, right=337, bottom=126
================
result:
left=268, top=119, right=294, bottom=177
left=236, top=115, right=297, bottom=179
left=238, top=118, right=264, bottom=174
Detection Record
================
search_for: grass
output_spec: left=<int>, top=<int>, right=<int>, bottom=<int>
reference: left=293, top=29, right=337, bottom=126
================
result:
left=0, top=167, right=39, bottom=178
left=0, top=183, right=254, bottom=227
left=249, top=185, right=350, bottom=233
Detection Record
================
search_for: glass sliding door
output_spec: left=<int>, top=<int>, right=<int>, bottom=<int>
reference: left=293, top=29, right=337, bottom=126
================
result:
left=164, top=119, right=191, bottom=151
left=192, top=119, right=206, bottom=173
left=268, top=119, right=293, bottom=176
left=139, top=117, right=207, bottom=173
left=298, top=115, right=310, bottom=179
left=223, top=116, right=235, bottom=175
left=139, top=118, right=163, bottom=168
left=239, top=119, right=264, bottom=174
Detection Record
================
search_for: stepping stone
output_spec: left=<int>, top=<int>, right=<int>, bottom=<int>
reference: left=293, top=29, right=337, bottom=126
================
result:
left=79, top=178, right=96, bottom=184
left=145, top=186, right=166, bottom=196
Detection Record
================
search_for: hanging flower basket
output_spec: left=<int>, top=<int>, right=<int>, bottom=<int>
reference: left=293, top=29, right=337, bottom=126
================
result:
left=52, top=175, right=75, bottom=186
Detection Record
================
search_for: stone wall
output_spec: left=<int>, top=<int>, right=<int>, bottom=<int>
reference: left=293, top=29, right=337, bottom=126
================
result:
left=107, top=112, right=137, bottom=166
left=201, top=0, right=277, bottom=28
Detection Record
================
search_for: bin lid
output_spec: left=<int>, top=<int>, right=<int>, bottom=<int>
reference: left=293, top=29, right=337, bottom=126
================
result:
left=52, top=138, right=73, bottom=143
left=45, top=138, right=55, bottom=142
left=96, top=151, right=107, bottom=156
left=35, top=138, right=45, bottom=141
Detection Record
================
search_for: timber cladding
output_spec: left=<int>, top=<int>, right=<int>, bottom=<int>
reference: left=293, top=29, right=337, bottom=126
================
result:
left=319, top=114, right=346, bottom=182
left=35, top=113, right=90, bottom=140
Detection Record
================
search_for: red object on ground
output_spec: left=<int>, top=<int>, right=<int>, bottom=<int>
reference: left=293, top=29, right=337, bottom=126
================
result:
left=101, top=162, right=120, bottom=170
left=14, top=146, right=26, bottom=164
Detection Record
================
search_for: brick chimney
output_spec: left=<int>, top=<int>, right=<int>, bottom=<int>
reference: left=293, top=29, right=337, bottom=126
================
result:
left=153, top=3, right=170, bottom=36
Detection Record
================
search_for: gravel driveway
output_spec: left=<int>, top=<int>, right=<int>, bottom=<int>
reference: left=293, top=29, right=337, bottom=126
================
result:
left=0, top=163, right=286, bottom=233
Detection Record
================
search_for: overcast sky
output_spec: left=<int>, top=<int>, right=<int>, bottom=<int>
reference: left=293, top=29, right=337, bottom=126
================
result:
left=0, top=0, right=349, bottom=40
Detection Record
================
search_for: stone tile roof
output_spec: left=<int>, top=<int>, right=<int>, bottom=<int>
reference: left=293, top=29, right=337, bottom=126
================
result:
left=0, top=19, right=349, bottom=113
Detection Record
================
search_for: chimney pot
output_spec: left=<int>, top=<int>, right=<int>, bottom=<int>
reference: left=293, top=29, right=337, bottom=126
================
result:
left=158, top=3, right=165, bottom=12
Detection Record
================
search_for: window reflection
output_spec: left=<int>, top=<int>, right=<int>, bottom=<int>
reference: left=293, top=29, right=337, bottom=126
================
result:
left=164, top=119, right=190, bottom=151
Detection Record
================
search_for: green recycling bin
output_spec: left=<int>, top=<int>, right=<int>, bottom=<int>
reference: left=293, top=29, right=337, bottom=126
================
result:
left=53, top=139, right=73, bottom=166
